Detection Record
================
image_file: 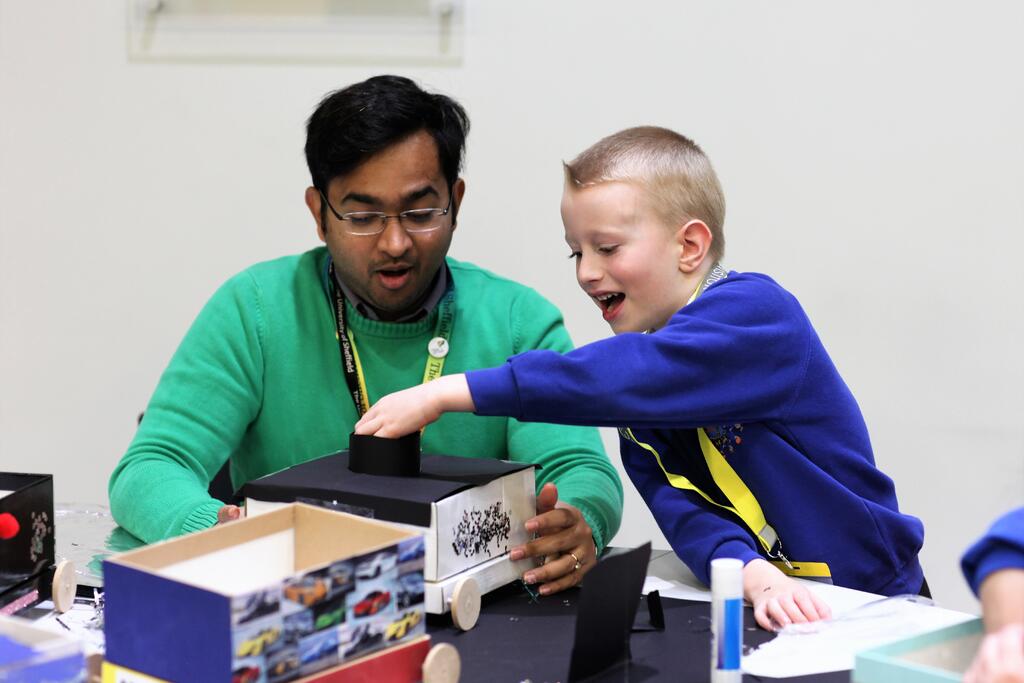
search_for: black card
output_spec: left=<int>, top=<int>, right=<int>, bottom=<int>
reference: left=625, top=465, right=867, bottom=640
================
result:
left=568, top=542, right=652, bottom=681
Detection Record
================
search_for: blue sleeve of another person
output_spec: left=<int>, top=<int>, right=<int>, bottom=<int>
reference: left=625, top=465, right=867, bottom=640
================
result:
left=961, top=507, right=1024, bottom=596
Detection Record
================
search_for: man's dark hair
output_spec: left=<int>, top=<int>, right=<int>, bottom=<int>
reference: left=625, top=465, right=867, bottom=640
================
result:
left=305, top=75, right=470, bottom=193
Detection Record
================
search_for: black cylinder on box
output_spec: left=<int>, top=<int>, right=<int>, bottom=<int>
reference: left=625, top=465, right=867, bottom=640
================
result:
left=348, top=432, right=421, bottom=477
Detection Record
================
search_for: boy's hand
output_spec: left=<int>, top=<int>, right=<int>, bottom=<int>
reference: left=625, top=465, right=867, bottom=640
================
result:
left=354, top=375, right=474, bottom=438
left=509, top=483, right=597, bottom=596
left=743, top=558, right=832, bottom=631
left=964, top=623, right=1024, bottom=683
left=216, top=505, right=242, bottom=525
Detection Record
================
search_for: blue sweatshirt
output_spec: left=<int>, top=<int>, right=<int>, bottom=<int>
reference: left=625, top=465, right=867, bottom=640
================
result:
left=962, top=508, right=1024, bottom=595
left=468, top=272, right=924, bottom=595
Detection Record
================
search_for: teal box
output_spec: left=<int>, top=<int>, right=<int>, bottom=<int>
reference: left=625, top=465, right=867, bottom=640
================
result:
left=854, top=618, right=983, bottom=683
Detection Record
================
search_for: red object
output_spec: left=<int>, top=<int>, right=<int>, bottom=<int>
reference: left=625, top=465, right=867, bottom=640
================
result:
left=231, top=665, right=260, bottom=683
left=0, top=512, right=19, bottom=540
left=307, top=635, right=431, bottom=682
left=354, top=590, right=391, bottom=617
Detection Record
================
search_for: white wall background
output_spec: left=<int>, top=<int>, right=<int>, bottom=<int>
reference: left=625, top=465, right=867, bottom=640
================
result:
left=1, top=1, right=1021, bottom=613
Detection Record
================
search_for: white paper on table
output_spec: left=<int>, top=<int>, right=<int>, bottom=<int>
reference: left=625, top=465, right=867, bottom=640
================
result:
left=742, top=581, right=977, bottom=678
left=30, top=598, right=106, bottom=656
left=643, top=574, right=712, bottom=602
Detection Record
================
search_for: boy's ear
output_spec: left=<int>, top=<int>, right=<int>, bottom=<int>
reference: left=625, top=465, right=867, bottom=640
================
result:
left=676, top=219, right=713, bottom=274
left=305, top=186, right=327, bottom=242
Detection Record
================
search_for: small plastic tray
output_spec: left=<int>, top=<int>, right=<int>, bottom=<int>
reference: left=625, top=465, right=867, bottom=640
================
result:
left=854, top=618, right=983, bottom=683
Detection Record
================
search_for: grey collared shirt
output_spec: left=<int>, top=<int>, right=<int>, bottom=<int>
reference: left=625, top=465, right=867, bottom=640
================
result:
left=334, top=265, right=449, bottom=322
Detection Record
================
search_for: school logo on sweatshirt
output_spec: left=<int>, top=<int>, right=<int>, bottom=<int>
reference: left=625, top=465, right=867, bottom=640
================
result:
left=706, top=423, right=744, bottom=455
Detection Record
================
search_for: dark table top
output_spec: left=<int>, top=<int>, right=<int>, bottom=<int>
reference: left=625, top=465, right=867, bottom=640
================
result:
left=426, top=551, right=851, bottom=683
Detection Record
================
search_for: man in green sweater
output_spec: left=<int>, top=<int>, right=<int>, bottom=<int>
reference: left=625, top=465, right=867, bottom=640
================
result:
left=109, top=75, right=622, bottom=596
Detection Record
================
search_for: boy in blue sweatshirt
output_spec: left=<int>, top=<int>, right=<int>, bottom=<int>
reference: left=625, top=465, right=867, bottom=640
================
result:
left=355, top=126, right=925, bottom=630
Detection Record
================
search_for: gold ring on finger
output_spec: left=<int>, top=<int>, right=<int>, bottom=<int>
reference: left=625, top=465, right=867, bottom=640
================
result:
left=569, top=552, right=582, bottom=571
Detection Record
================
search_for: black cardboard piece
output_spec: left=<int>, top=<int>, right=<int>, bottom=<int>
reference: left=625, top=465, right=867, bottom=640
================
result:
left=348, top=432, right=420, bottom=477
left=568, top=542, right=651, bottom=681
left=631, top=590, right=666, bottom=632
left=241, top=451, right=536, bottom=528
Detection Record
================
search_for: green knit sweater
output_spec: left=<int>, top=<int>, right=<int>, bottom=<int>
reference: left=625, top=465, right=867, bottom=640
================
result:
left=109, top=248, right=622, bottom=550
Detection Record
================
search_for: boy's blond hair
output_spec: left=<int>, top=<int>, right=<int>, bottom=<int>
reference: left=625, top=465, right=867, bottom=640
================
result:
left=564, top=126, right=726, bottom=261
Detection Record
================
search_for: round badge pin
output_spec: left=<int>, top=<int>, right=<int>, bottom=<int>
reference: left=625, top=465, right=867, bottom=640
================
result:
left=428, top=337, right=449, bottom=359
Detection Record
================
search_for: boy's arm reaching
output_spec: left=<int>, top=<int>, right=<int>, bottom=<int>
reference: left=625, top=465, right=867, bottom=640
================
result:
left=354, top=374, right=474, bottom=437
left=359, top=276, right=809, bottom=433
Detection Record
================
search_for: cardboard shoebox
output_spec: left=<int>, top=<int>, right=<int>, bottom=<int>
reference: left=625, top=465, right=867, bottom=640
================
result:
left=853, top=618, right=984, bottom=683
left=0, top=473, right=55, bottom=611
left=103, top=504, right=428, bottom=683
left=242, top=451, right=537, bottom=584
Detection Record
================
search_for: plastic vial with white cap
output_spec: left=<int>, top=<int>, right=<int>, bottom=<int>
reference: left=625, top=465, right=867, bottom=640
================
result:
left=711, top=557, right=744, bottom=683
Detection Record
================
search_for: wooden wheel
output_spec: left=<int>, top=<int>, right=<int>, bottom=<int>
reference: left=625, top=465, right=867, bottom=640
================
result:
left=52, top=559, right=77, bottom=613
left=422, top=642, right=461, bottom=683
left=449, top=577, right=481, bottom=631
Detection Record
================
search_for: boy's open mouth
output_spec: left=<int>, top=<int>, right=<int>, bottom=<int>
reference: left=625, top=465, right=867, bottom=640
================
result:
left=594, top=292, right=625, bottom=320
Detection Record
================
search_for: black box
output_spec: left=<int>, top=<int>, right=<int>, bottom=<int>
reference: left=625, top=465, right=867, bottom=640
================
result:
left=0, top=473, right=55, bottom=609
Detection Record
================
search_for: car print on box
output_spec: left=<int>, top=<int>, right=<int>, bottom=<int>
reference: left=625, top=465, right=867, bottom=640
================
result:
left=326, top=560, right=355, bottom=598
left=283, top=572, right=329, bottom=607
left=385, top=609, right=423, bottom=642
left=396, top=537, right=425, bottom=572
left=235, top=624, right=282, bottom=659
left=353, top=589, right=391, bottom=618
left=298, top=627, right=339, bottom=676
left=231, top=663, right=261, bottom=683
left=312, top=596, right=345, bottom=631
left=265, top=647, right=299, bottom=683
left=233, top=588, right=281, bottom=626
left=342, top=618, right=387, bottom=660
left=355, top=550, right=397, bottom=581
left=396, top=571, right=425, bottom=610
left=281, top=607, right=313, bottom=645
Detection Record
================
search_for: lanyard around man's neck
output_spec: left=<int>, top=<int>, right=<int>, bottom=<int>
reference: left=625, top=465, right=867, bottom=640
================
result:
left=326, top=260, right=456, bottom=417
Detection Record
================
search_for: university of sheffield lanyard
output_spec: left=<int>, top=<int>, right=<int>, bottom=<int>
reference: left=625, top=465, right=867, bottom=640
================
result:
left=619, top=263, right=830, bottom=579
left=327, top=261, right=455, bottom=417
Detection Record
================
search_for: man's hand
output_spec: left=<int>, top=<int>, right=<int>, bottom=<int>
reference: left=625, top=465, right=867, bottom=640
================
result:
left=509, top=483, right=596, bottom=596
left=743, top=558, right=832, bottom=631
left=354, top=375, right=474, bottom=438
left=964, top=623, right=1024, bottom=683
left=217, top=505, right=242, bottom=525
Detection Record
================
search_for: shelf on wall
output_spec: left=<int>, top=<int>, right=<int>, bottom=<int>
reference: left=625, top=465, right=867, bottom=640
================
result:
left=126, top=0, right=464, bottom=65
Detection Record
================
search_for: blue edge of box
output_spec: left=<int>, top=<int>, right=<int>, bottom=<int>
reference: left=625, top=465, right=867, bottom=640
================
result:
left=104, top=560, right=231, bottom=681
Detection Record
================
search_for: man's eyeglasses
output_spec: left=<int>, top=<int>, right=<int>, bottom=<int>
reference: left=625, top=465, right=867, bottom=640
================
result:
left=320, top=191, right=454, bottom=236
